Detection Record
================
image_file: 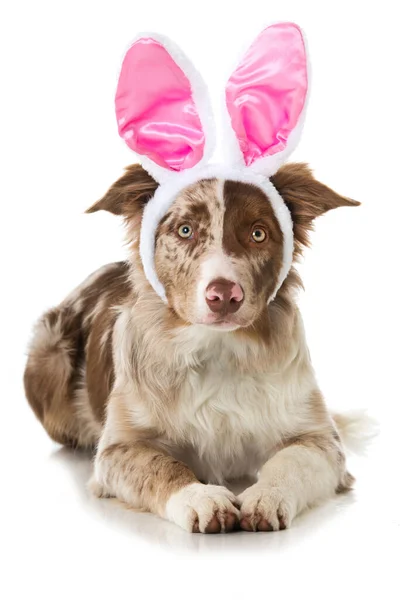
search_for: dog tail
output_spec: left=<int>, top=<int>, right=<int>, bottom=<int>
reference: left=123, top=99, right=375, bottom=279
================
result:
left=332, top=410, right=379, bottom=454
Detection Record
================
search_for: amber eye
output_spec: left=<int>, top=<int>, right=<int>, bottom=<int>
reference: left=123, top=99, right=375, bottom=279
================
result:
left=251, top=227, right=267, bottom=243
left=178, top=224, right=193, bottom=239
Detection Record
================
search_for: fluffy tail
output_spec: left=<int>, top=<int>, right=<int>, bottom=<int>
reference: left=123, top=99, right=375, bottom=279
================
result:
left=332, top=410, right=379, bottom=454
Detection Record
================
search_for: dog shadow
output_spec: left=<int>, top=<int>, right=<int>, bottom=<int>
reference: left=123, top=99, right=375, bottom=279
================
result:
left=50, top=446, right=356, bottom=554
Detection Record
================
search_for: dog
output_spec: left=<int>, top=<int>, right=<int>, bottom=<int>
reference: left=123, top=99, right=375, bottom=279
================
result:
left=24, top=161, right=361, bottom=533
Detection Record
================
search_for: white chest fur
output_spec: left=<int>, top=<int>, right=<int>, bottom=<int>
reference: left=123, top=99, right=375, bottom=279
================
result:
left=115, top=313, right=317, bottom=485
left=161, top=331, right=317, bottom=484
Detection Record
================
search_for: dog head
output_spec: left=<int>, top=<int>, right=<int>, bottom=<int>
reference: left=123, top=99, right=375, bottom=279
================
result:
left=87, top=163, right=359, bottom=330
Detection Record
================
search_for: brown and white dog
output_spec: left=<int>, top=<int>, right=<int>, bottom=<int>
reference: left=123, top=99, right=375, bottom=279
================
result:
left=25, top=162, right=361, bottom=533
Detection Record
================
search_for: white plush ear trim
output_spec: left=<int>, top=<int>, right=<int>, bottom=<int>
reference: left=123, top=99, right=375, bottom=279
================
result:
left=222, top=24, right=310, bottom=178
left=117, top=32, right=216, bottom=185
left=139, top=164, right=293, bottom=303
left=249, top=27, right=311, bottom=178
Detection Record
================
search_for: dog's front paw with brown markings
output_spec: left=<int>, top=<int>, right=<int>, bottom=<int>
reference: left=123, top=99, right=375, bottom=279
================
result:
left=165, top=483, right=240, bottom=533
left=238, top=484, right=295, bottom=532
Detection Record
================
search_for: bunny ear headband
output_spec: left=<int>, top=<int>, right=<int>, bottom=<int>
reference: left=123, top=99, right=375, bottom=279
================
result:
left=115, top=22, right=309, bottom=302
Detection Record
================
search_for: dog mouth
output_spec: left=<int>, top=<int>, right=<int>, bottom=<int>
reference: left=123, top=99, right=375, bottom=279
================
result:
left=196, top=315, right=249, bottom=331
left=209, top=319, right=240, bottom=328
left=200, top=320, right=242, bottom=331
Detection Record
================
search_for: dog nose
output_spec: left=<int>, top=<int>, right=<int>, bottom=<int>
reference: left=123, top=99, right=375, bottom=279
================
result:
left=205, top=279, right=244, bottom=314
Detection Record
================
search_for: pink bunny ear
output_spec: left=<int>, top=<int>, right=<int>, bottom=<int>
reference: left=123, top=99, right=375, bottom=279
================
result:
left=225, top=22, right=308, bottom=175
left=116, top=35, right=212, bottom=180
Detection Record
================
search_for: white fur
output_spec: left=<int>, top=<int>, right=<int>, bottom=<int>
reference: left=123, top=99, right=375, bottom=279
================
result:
left=164, top=321, right=316, bottom=484
left=102, top=308, right=317, bottom=485
left=194, top=181, right=241, bottom=323
left=195, top=251, right=241, bottom=324
left=335, top=410, right=379, bottom=454
left=238, top=444, right=339, bottom=530
left=165, top=483, right=239, bottom=532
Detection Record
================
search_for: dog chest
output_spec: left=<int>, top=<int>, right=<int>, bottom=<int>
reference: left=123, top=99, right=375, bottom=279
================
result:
left=167, top=359, right=314, bottom=482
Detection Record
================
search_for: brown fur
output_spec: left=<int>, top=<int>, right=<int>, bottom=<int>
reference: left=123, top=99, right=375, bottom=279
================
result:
left=86, top=164, right=158, bottom=217
left=24, top=262, right=130, bottom=447
left=223, top=180, right=284, bottom=304
left=271, top=162, right=360, bottom=258
left=96, top=441, right=197, bottom=511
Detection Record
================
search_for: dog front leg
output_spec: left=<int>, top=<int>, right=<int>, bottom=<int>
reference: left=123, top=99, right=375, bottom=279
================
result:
left=90, top=439, right=239, bottom=533
left=238, top=431, right=354, bottom=531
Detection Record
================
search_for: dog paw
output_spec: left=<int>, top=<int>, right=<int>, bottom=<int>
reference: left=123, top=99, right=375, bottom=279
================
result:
left=87, top=475, right=112, bottom=499
left=238, top=484, right=295, bottom=532
left=165, top=483, right=240, bottom=533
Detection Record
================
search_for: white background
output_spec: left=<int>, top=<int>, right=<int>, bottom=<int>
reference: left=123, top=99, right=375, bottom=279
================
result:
left=1, top=1, right=399, bottom=599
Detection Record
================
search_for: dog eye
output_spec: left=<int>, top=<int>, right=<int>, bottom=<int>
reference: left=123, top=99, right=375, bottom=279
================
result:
left=251, top=227, right=267, bottom=243
left=178, top=224, right=193, bottom=239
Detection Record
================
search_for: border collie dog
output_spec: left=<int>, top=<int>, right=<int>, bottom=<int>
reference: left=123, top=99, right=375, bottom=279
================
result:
left=24, top=162, right=362, bottom=533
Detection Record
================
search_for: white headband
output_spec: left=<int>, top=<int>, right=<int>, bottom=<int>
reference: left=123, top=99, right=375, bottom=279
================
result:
left=115, top=22, right=309, bottom=302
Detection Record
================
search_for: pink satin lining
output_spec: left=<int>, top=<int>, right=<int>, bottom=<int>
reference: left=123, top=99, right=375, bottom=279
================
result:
left=115, top=38, right=205, bottom=171
left=225, top=23, right=308, bottom=167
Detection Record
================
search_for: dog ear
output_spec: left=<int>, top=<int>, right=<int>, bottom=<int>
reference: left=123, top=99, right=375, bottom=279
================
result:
left=271, top=163, right=360, bottom=251
left=86, top=164, right=158, bottom=217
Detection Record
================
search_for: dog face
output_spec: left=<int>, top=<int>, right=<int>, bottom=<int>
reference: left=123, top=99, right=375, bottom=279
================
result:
left=88, top=162, right=359, bottom=330
left=154, top=179, right=284, bottom=330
